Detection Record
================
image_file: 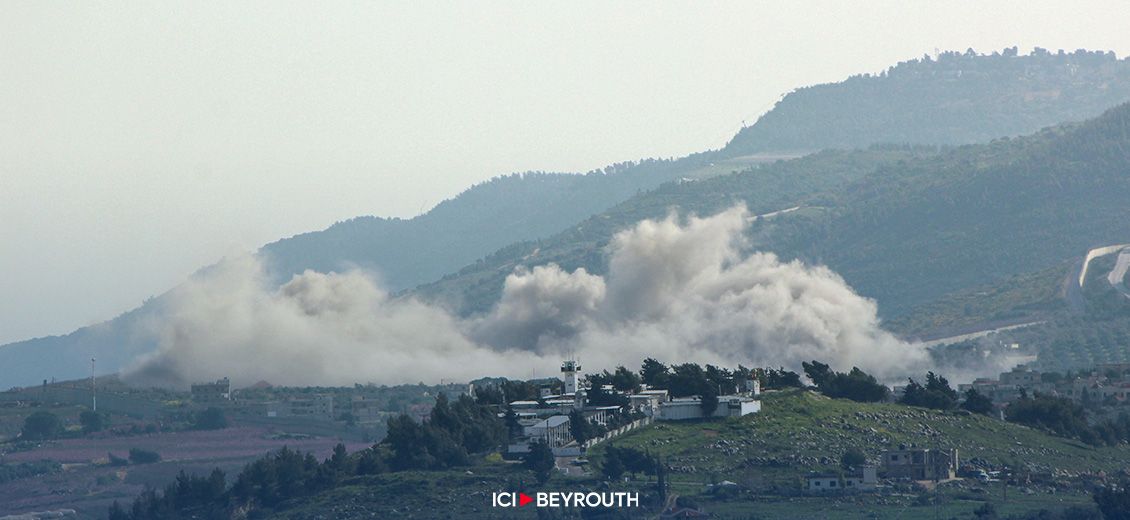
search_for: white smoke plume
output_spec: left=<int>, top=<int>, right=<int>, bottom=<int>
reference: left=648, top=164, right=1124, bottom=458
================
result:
left=123, top=256, right=546, bottom=388
left=124, top=206, right=929, bottom=388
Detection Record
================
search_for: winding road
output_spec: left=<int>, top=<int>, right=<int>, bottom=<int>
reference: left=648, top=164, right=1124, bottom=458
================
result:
left=1065, top=243, right=1130, bottom=313
left=1109, top=248, right=1130, bottom=299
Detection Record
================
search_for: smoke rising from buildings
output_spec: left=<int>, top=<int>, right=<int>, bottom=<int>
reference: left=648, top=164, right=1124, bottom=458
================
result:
left=124, top=206, right=929, bottom=388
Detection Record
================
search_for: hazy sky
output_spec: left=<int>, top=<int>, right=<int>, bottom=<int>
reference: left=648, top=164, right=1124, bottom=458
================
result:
left=2, top=1, right=1129, bottom=345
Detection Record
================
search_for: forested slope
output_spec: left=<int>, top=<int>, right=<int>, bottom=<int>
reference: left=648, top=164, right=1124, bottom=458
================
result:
left=418, top=103, right=1130, bottom=324
left=726, top=48, right=1130, bottom=154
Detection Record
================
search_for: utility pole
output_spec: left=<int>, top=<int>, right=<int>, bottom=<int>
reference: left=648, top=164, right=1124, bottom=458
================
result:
left=90, top=357, right=97, bottom=412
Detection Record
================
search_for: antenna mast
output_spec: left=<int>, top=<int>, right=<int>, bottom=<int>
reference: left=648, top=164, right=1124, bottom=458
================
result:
left=90, top=357, right=97, bottom=412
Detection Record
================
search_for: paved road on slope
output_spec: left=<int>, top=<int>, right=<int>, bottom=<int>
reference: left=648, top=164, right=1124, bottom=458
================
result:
left=1064, top=243, right=1130, bottom=313
left=1109, top=248, right=1130, bottom=299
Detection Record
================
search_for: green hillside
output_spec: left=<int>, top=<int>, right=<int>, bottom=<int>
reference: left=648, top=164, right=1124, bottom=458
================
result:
left=229, top=390, right=1122, bottom=519
left=989, top=253, right=1130, bottom=371
left=594, top=390, right=1128, bottom=480
left=414, top=146, right=942, bottom=315
left=418, top=103, right=1130, bottom=328
left=883, top=263, right=1068, bottom=339
left=6, top=49, right=1130, bottom=389
left=726, top=48, right=1130, bottom=155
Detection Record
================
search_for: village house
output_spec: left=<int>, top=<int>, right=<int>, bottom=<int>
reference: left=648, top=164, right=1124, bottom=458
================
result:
left=805, top=466, right=877, bottom=493
left=190, top=378, right=231, bottom=402
left=349, top=395, right=384, bottom=424
left=882, top=446, right=958, bottom=481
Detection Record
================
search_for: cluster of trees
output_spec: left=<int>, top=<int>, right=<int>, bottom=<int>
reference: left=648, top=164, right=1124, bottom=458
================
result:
left=753, top=367, right=804, bottom=390
left=107, top=449, right=163, bottom=466
left=1094, top=484, right=1130, bottom=520
left=899, top=372, right=958, bottom=409
left=191, top=407, right=228, bottom=430
left=19, top=407, right=222, bottom=443
left=601, top=445, right=658, bottom=481
left=107, top=445, right=355, bottom=520
left=798, top=364, right=996, bottom=416
left=639, top=358, right=756, bottom=397
left=522, top=440, right=555, bottom=484
left=802, top=361, right=889, bottom=402
left=110, top=393, right=508, bottom=519
left=897, top=371, right=994, bottom=414
left=637, top=358, right=801, bottom=413
left=80, top=410, right=108, bottom=433
left=725, top=47, right=1130, bottom=155
left=383, top=393, right=504, bottom=471
left=473, top=378, right=559, bottom=406
left=0, top=461, right=60, bottom=484
left=568, top=409, right=602, bottom=445
left=1005, top=392, right=1130, bottom=447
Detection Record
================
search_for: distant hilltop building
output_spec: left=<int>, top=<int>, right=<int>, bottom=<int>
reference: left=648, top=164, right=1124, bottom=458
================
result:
left=505, top=359, right=761, bottom=457
left=657, top=393, right=762, bottom=421
left=190, top=378, right=231, bottom=401
left=958, top=363, right=1130, bottom=407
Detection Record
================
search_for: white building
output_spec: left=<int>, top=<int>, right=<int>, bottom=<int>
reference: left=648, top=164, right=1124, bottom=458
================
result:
left=805, top=474, right=842, bottom=493
left=658, top=395, right=760, bottom=421
left=629, top=390, right=668, bottom=417
left=561, top=360, right=581, bottom=395
left=523, top=415, right=571, bottom=447
left=806, top=466, right=877, bottom=493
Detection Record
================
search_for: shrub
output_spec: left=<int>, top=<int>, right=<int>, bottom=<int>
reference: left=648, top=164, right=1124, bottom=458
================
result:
left=20, top=411, right=62, bottom=440
left=80, top=410, right=107, bottom=434
left=108, top=452, right=129, bottom=467
left=129, top=448, right=161, bottom=464
left=841, top=448, right=866, bottom=469
left=193, top=407, right=228, bottom=430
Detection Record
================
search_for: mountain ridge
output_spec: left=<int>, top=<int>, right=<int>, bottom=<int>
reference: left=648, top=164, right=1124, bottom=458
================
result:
left=5, top=49, right=1130, bottom=389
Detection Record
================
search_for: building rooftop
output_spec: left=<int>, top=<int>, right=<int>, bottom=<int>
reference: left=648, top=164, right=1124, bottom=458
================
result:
left=531, top=415, right=569, bottom=429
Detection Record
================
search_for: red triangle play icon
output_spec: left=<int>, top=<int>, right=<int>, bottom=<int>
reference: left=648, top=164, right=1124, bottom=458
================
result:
left=519, top=493, right=533, bottom=507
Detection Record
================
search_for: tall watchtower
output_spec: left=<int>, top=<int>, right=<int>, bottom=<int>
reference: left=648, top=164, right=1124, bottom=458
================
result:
left=561, top=359, right=581, bottom=395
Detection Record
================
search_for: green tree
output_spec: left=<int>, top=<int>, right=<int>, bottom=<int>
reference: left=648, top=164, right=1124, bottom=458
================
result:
left=669, top=363, right=710, bottom=398
left=1095, top=485, right=1130, bottom=520
left=569, top=409, right=594, bottom=445
left=973, top=502, right=998, bottom=519
left=900, top=373, right=959, bottom=410
left=841, top=447, right=866, bottom=469
left=699, top=387, right=719, bottom=416
left=804, top=361, right=889, bottom=403
left=640, top=358, right=670, bottom=388
left=961, top=388, right=995, bottom=415
left=503, top=406, right=521, bottom=441
left=193, top=407, right=228, bottom=430
left=80, top=410, right=106, bottom=434
left=21, top=411, right=62, bottom=440
left=129, top=448, right=161, bottom=464
left=326, top=443, right=353, bottom=476
left=524, top=440, right=555, bottom=485
left=757, top=367, right=803, bottom=389
left=611, top=366, right=642, bottom=392
left=602, top=446, right=625, bottom=481
left=802, top=360, right=833, bottom=387
left=106, top=501, right=129, bottom=520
